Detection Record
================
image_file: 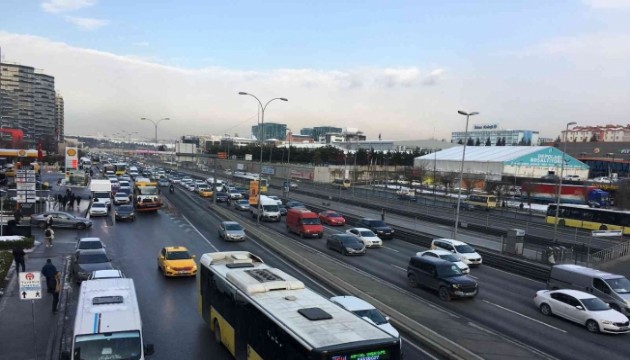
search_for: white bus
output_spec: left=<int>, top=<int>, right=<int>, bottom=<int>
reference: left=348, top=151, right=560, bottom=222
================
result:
left=198, top=251, right=401, bottom=360
left=62, top=278, right=155, bottom=360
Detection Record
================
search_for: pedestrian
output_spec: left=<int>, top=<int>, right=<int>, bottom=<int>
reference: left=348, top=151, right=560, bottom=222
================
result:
left=13, top=206, right=23, bottom=224
left=52, top=271, right=61, bottom=313
left=45, top=214, right=54, bottom=228
left=12, top=246, right=26, bottom=273
left=44, top=226, right=55, bottom=247
left=76, top=195, right=81, bottom=209
left=519, top=202, right=524, bottom=210
left=68, top=193, right=75, bottom=210
left=56, top=194, right=62, bottom=210
left=61, top=195, right=67, bottom=210
left=41, top=259, right=57, bottom=293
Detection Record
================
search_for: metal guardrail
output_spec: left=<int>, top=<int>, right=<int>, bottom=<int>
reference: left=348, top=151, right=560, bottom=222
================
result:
left=590, top=240, right=630, bottom=265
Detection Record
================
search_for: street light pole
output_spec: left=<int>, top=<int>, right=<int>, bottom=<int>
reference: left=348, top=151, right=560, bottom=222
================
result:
left=140, top=117, right=170, bottom=143
left=454, top=110, right=479, bottom=239
left=553, top=121, right=577, bottom=243
left=285, top=128, right=292, bottom=200
left=239, top=92, right=288, bottom=225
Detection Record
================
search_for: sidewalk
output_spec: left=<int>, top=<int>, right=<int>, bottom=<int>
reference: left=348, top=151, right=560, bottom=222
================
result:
left=0, top=202, right=91, bottom=360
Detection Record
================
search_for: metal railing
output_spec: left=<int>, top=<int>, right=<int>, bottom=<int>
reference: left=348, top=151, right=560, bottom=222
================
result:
left=590, top=240, right=630, bottom=265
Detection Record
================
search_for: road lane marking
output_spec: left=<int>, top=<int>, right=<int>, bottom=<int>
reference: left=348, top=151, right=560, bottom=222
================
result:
left=382, top=246, right=399, bottom=253
left=182, top=215, right=219, bottom=252
left=481, top=299, right=567, bottom=333
left=484, top=266, right=545, bottom=284
left=468, top=274, right=478, bottom=279
left=391, top=264, right=407, bottom=272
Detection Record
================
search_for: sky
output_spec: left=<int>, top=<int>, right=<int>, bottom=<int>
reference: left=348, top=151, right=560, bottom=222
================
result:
left=2, top=0, right=630, bottom=142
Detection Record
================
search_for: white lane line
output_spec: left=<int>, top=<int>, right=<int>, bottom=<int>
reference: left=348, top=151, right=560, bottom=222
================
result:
left=485, top=266, right=546, bottom=284
left=391, top=264, right=407, bottom=272
left=482, top=299, right=567, bottom=333
left=468, top=274, right=478, bottom=279
left=182, top=215, right=219, bottom=252
left=382, top=246, right=399, bottom=253
left=401, top=335, right=441, bottom=360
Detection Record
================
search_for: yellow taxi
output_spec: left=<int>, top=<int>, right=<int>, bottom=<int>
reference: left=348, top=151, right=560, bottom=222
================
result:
left=198, top=189, right=214, bottom=198
left=157, top=246, right=197, bottom=277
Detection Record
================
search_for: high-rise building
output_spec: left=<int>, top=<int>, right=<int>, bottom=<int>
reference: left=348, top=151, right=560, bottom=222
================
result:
left=0, top=62, right=57, bottom=147
left=252, top=122, right=287, bottom=141
left=55, top=92, right=64, bottom=142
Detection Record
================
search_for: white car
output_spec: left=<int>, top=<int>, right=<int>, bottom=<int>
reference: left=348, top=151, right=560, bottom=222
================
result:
left=431, top=238, right=482, bottom=266
left=114, top=192, right=131, bottom=205
left=89, top=202, right=109, bottom=217
left=75, top=237, right=105, bottom=253
left=534, top=289, right=629, bottom=334
left=184, top=182, right=196, bottom=191
left=330, top=296, right=399, bottom=338
left=346, top=228, right=383, bottom=248
left=416, top=249, right=470, bottom=274
left=227, top=187, right=243, bottom=200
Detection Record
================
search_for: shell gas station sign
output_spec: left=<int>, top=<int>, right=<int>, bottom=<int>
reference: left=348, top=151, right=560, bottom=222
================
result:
left=65, top=147, right=78, bottom=170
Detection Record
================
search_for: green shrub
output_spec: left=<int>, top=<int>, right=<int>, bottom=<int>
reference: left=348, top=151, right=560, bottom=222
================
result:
left=0, top=236, right=35, bottom=251
left=0, top=251, right=13, bottom=282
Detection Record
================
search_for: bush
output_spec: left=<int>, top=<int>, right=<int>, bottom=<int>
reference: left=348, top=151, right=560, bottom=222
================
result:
left=0, top=236, right=35, bottom=251
left=0, top=251, right=13, bottom=282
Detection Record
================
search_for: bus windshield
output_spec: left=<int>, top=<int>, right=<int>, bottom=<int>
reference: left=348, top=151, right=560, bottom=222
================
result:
left=74, top=331, right=142, bottom=360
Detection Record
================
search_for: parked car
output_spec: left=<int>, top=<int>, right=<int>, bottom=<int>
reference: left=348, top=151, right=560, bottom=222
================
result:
left=431, top=238, right=482, bottom=266
left=157, top=246, right=197, bottom=277
left=75, top=237, right=105, bottom=253
left=318, top=210, right=346, bottom=226
left=72, top=248, right=114, bottom=283
left=326, top=234, right=366, bottom=256
left=330, top=295, right=399, bottom=338
left=407, top=255, right=478, bottom=301
left=114, top=204, right=136, bottom=222
left=346, top=228, right=383, bottom=248
left=534, top=289, right=629, bottom=334
left=218, top=221, right=246, bottom=241
left=358, top=218, right=394, bottom=240
left=416, top=249, right=470, bottom=274
left=233, top=199, right=250, bottom=211
left=89, top=202, right=109, bottom=217
left=30, top=211, right=93, bottom=229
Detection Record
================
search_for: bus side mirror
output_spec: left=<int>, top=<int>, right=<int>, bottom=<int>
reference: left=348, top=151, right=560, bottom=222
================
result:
left=144, top=344, right=155, bottom=356
left=61, top=351, right=70, bottom=360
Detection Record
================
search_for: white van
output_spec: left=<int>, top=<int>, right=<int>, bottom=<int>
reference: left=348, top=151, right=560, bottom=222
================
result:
left=251, top=195, right=281, bottom=222
left=430, top=238, right=483, bottom=266
left=62, top=278, right=154, bottom=360
left=547, top=264, right=630, bottom=315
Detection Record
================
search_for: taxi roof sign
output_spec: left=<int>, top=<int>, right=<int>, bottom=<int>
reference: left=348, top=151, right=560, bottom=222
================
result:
left=591, top=230, right=623, bottom=237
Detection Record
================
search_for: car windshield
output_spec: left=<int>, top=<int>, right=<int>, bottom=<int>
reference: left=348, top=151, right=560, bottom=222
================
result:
left=118, top=205, right=133, bottom=212
left=605, top=277, right=630, bottom=294
left=353, top=309, right=388, bottom=325
left=368, top=220, right=387, bottom=227
left=79, top=241, right=102, bottom=249
left=166, top=251, right=191, bottom=260
left=262, top=205, right=279, bottom=211
left=302, top=218, right=321, bottom=225
left=437, top=264, right=463, bottom=277
left=327, top=212, right=341, bottom=218
left=455, top=244, right=476, bottom=254
left=340, top=237, right=361, bottom=245
left=580, top=297, right=611, bottom=311
left=78, top=253, right=109, bottom=264
left=92, top=203, right=106, bottom=208
left=238, top=200, right=248, bottom=205
left=225, top=224, right=243, bottom=231
left=439, top=254, right=461, bottom=262
left=359, top=230, right=376, bottom=237
left=74, top=331, right=141, bottom=360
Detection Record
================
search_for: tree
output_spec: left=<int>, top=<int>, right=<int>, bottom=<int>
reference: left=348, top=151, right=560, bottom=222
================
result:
left=485, top=137, right=491, bottom=146
left=590, top=134, right=598, bottom=142
left=495, top=137, right=502, bottom=146
left=457, top=139, right=464, bottom=145
left=501, top=137, right=507, bottom=146
left=475, top=138, right=481, bottom=146
left=467, top=138, right=474, bottom=146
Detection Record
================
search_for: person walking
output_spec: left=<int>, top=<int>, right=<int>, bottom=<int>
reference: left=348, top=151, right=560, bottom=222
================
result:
left=56, top=194, right=62, bottom=210
left=12, top=246, right=26, bottom=273
left=13, top=206, right=23, bottom=224
left=52, top=271, right=61, bottom=313
left=62, top=194, right=68, bottom=210
left=68, top=193, right=75, bottom=210
left=45, top=214, right=54, bottom=228
left=44, top=226, right=55, bottom=247
left=41, top=259, right=57, bottom=293
left=75, top=195, right=81, bottom=209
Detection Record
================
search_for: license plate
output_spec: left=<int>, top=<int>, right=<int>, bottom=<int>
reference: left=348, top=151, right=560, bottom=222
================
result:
left=178, top=271, right=188, bottom=274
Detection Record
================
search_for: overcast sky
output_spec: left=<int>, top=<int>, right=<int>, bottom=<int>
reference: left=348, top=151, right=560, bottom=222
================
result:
left=2, top=0, right=630, bottom=142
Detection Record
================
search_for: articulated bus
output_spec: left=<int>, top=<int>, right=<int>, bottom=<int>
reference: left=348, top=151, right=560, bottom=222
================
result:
left=463, top=194, right=498, bottom=210
left=546, top=204, right=630, bottom=235
left=332, top=178, right=351, bottom=190
left=198, top=251, right=401, bottom=360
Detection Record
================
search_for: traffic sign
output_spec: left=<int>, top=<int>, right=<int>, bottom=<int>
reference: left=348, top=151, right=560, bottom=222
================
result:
left=18, top=271, right=42, bottom=300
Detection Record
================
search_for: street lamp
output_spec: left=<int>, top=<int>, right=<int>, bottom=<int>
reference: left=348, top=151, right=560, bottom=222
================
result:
left=553, top=121, right=577, bottom=243
left=454, top=110, right=479, bottom=239
left=239, top=92, right=288, bottom=225
left=285, top=128, right=292, bottom=199
left=140, top=117, right=170, bottom=143
left=607, top=153, right=616, bottom=186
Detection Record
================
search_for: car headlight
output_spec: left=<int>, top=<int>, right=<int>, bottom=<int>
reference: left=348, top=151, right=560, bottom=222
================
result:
left=451, top=284, right=461, bottom=289
left=377, top=230, right=384, bottom=233
left=601, top=320, right=612, bottom=324
left=345, top=247, right=354, bottom=251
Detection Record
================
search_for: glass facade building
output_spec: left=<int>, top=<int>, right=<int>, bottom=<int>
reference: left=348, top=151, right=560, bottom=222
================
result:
left=252, top=122, right=287, bottom=141
left=451, top=128, right=539, bottom=146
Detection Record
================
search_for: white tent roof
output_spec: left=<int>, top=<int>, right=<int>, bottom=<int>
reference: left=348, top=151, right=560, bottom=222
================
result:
left=416, top=146, right=552, bottom=163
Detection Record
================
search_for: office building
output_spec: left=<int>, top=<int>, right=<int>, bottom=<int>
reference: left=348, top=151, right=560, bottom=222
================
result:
left=252, top=122, right=287, bottom=141
left=0, top=62, right=57, bottom=147
left=451, top=124, right=539, bottom=146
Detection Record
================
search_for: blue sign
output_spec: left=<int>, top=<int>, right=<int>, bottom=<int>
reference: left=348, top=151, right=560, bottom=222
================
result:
left=261, top=166, right=275, bottom=175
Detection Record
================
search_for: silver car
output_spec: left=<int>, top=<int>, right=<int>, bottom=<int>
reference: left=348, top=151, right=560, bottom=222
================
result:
left=218, top=221, right=246, bottom=241
left=71, top=248, right=114, bottom=283
left=30, top=211, right=93, bottom=229
left=233, top=199, right=250, bottom=211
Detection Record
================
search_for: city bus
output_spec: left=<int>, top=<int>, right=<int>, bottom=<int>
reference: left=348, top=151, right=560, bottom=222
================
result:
left=332, top=178, right=351, bottom=190
left=63, top=278, right=154, bottom=360
left=546, top=204, right=630, bottom=235
left=463, top=194, right=498, bottom=210
left=113, top=162, right=128, bottom=176
left=198, top=251, right=401, bottom=360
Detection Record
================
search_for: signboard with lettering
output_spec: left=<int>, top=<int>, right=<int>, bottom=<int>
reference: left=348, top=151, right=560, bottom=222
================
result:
left=473, top=123, right=498, bottom=130
left=65, top=147, right=79, bottom=170
left=19, top=271, right=42, bottom=300
left=261, top=166, right=275, bottom=175
left=507, top=147, right=589, bottom=169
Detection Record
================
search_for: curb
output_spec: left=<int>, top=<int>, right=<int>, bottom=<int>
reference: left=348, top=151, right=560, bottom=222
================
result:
left=48, top=256, right=71, bottom=360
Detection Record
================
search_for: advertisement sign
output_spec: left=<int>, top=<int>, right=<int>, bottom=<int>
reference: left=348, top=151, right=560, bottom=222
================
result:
left=290, top=169, right=314, bottom=180
left=65, top=147, right=78, bottom=170
left=261, top=166, right=275, bottom=175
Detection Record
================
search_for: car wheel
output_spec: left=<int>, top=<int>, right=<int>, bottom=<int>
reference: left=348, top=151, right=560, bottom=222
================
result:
left=218, top=230, right=222, bottom=239
left=342, top=248, right=347, bottom=256
left=599, top=225, right=608, bottom=230
left=300, top=232, right=305, bottom=239
left=586, top=320, right=600, bottom=333
left=438, top=287, right=451, bottom=302
left=408, top=274, right=418, bottom=288
left=214, top=319, right=222, bottom=344
left=540, top=303, right=552, bottom=316
left=38, top=222, right=47, bottom=229
left=76, top=223, right=86, bottom=230
left=558, top=219, right=566, bottom=227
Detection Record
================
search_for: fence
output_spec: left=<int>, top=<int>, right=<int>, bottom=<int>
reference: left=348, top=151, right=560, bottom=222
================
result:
left=590, top=241, right=630, bottom=265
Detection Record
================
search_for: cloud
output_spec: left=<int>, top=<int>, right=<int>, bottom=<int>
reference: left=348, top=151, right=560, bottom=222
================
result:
left=64, top=16, right=110, bottom=30
left=41, top=0, right=97, bottom=13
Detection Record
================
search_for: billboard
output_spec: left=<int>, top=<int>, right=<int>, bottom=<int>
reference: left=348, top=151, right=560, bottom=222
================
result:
left=65, top=147, right=78, bottom=170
